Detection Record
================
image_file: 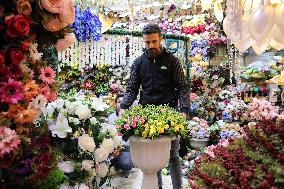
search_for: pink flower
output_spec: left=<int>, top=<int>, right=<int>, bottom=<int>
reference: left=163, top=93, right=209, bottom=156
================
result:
left=48, top=91, right=57, bottom=102
left=190, top=93, right=198, bottom=101
left=219, top=139, right=229, bottom=147
left=140, top=117, right=146, bottom=124
left=42, top=13, right=66, bottom=32
left=58, top=0, right=75, bottom=24
left=132, top=121, right=137, bottom=128
left=0, top=126, right=21, bottom=158
left=40, top=85, right=51, bottom=100
left=124, top=124, right=130, bottom=129
left=0, top=78, right=24, bottom=104
left=39, top=0, right=65, bottom=13
left=55, top=33, right=76, bottom=52
left=199, top=119, right=208, bottom=128
left=110, top=83, right=119, bottom=91
left=117, top=132, right=123, bottom=136
left=39, top=66, right=56, bottom=84
left=204, top=145, right=216, bottom=158
left=115, top=125, right=120, bottom=129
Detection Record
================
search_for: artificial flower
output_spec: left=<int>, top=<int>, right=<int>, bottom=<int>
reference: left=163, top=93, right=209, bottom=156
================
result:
left=30, top=94, right=47, bottom=111
left=24, top=80, right=39, bottom=101
left=68, top=117, right=80, bottom=125
left=29, top=43, right=43, bottom=62
left=0, top=126, right=21, bottom=158
left=40, top=67, right=56, bottom=85
left=75, top=104, right=91, bottom=120
left=42, top=13, right=66, bottom=32
left=55, top=33, right=76, bottom=52
left=20, top=40, right=31, bottom=52
left=40, top=85, right=51, bottom=100
left=81, top=160, right=94, bottom=172
left=0, top=51, right=4, bottom=65
left=14, top=107, right=37, bottom=124
left=7, top=104, right=25, bottom=119
left=39, top=0, right=65, bottom=13
left=5, top=14, right=30, bottom=38
left=58, top=0, right=75, bottom=24
left=91, top=97, right=109, bottom=111
left=58, top=161, right=74, bottom=173
left=17, top=0, right=32, bottom=16
left=5, top=48, right=25, bottom=65
left=19, top=63, right=34, bottom=77
left=101, top=138, right=114, bottom=153
left=0, top=78, right=24, bottom=104
left=48, top=113, right=72, bottom=138
left=65, top=100, right=79, bottom=114
left=97, top=163, right=108, bottom=177
left=78, top=134, right=96, bottom=153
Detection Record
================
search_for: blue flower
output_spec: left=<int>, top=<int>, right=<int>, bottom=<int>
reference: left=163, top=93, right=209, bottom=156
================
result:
left=70, top=6, right=102, bottom=42
left=190, top=103, right=197, bottom=112
left=222, top=111, right=232, bottom=122
left=220, top=130, right=233, bottom=139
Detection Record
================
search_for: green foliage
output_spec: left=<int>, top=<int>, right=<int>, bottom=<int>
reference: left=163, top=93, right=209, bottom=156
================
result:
left=37, top=168, right=67, bottom=189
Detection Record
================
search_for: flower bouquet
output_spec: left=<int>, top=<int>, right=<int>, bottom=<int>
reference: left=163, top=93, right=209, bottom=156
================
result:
left=40, top=96, right=121, bottom=188
left=115, top=105, right=187, bottom=140
left=188, top=117, right=210, bottom=139
left=217, top=98, right=247, bottom=122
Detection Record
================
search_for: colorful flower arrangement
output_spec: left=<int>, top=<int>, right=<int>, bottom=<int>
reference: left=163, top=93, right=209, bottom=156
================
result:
left=208, top=120, right=243, bottom=141
left=110, top=65, right=131, bottom=89
left=70, top=6, right=102, bottom=42
left=188, top=119, right=284, bottom=188
left=0, top=0, right=75, bottom=187
left=115, top=105, right=188, bottom=140
left=39, top=96, right=121, bottom=188
left=247, top=98, right=279, bottom=122
left=217, top=98, right=247, bottom=122
left=188, top=117, right=210, bottom=139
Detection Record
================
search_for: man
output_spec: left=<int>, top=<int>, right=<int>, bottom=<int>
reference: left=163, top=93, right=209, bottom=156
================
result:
left=119, top=23, right=190, bottom=189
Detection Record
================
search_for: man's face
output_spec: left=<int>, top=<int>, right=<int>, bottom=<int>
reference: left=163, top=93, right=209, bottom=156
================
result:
left=143, top=33, right=162, bottom=57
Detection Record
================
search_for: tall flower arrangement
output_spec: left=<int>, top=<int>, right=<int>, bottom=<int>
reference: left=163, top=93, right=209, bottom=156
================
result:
left=40, top=96, right=121, bottom=188
left=0, top=0, right=75, bottom=187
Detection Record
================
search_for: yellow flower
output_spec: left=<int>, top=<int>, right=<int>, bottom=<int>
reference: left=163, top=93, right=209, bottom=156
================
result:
left=179, top=124, right=185, bottom=130
left=157, top=122, right=163, bottom=126
left=149, top=126, right=156, bottom=136
left=174, top=125, right=180, bottom=132
left=157, top=127, right=164, bottom=134
left=142, top=130, right=148, bottom=138
left=164, top=124, right=169, bottom=130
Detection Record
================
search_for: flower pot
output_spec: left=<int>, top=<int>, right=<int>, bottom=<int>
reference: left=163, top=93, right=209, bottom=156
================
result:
left=129, top=136, right=175, bottom=189
left=190, top=138, right=209, bottom=149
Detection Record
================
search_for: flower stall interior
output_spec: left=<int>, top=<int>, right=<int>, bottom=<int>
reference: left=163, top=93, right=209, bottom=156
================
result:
left=0, top=0, right=284, bottom=189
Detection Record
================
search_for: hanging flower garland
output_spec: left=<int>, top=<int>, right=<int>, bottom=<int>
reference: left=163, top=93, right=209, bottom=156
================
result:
left=70, top=6, right=102, bottom=42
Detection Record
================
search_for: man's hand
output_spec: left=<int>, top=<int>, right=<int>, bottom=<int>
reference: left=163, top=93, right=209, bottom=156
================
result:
left=118, top=109, right=125, bottom=117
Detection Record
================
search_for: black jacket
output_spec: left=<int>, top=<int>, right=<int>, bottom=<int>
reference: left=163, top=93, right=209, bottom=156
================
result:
left=120, top=48, right=190, bottom=112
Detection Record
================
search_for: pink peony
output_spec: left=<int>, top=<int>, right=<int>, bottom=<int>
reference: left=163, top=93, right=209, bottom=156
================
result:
left=55, top=33, right=76, bottom=52
left=39, top=66, right=56, bottom=84
left=0, top=126, right=21, bottom=158
left=0, top=78, right=24, bottom=104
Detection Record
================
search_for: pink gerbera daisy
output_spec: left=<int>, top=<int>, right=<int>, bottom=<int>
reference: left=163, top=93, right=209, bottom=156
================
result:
left=39, top=66, right=56, bottom=84
left=0, top=126, right=21, bottom=158
left=0, top=78, right=24, bottom=104
left=40, top=85, right=51, bottom=100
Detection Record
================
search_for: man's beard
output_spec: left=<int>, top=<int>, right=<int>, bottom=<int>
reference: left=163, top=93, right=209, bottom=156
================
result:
left=146, top=48, right=160, bottom=58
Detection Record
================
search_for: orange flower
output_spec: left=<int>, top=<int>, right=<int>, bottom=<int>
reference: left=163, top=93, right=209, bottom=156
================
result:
left=7, top=104, right=25, bottom=119
left=14, top=108, right=37, bottom=124
left=24, top=80, right=39, bottom=101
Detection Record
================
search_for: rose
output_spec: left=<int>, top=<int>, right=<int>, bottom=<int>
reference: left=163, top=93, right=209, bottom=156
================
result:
left=17, top=0, right=32, bottom=16
left=20, top=40, right=31, bottom=52
left=5, top=14, right=30, bottom=38
left=0, top=51, right=4, bottom=64
left=55, top=33, right=76, bottom=52
left=39, top=0, right=65, bottom=13
left=78, top=134, right=96, bottom=152
left=5, top=48, right=25, bottom=65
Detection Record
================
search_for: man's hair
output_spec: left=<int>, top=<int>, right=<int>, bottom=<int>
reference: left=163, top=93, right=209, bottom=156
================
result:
left=142, top=23, right=161, bottom=35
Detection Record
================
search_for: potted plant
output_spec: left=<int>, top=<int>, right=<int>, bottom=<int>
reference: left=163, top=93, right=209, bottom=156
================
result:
left=115, top=105, right=187, bottom=189
left=188, top=117, right=210, bottom=149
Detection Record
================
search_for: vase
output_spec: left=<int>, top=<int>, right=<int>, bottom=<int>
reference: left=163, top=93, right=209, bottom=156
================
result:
left=190, top=138, right=209, bottom=149
left=129, top=136, right=175, bottom=189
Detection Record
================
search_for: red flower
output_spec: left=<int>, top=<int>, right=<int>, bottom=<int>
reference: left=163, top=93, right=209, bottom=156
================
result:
left=20, top=40, right=31, bottom=52
left=5, top=14, right=30, bottom=39
left=0, top=51, right=4, bottom=65
left=5, top=48, right=25, bottom=65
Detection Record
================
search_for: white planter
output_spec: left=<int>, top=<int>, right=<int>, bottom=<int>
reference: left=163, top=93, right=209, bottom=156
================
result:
left=129, top=136, right=175, bottom=189
left=190, top=138, right=209, bottom=149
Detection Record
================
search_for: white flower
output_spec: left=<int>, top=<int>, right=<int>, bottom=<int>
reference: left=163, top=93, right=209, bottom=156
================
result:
left=94, top=148, right=109, bottom=163
left=48, top=114, right=72, bottom=138
left=90, top=117, right=98, bottom=125
left=101, top=138, right=114, bottom=153
left=69, top=117, right=80, bottom=125
left=56, top=98, right=65, bottom=109
left=97, top=163, right=109, bottom=177
left=58, top=161, right=74, bottom=173
left=29, top=43, right=43, bottom=62
left=59, top=182, right=70, bottom=189
left=82, top=160, right=94, bottom=171
left=91, top=97, right=109, bottom=111
left=65, top=101, right=79, bottom=115
left=43, top=102, right=56, bottom=116
left=75, top=104, right=91, bottom=120
left=78, top=134, right=96, bottom=152
left=101, top=123, right=117, bottom=136
left=30, top=94, right=47, bottom=111
left=75, top=183, right=89, bottom=189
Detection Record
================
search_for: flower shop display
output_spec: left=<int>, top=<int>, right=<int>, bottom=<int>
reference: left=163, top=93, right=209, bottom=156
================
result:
left=247, top=98, right=279, bottom=122
left=115, top=104, right=188, bottom=140
left=0, top=0, right=75, bottom=188
left=39, top=96, right=121, bottom=188
left=188, top=119, right=284, bottom=188
left=187, top=117, right=210, bottom=149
